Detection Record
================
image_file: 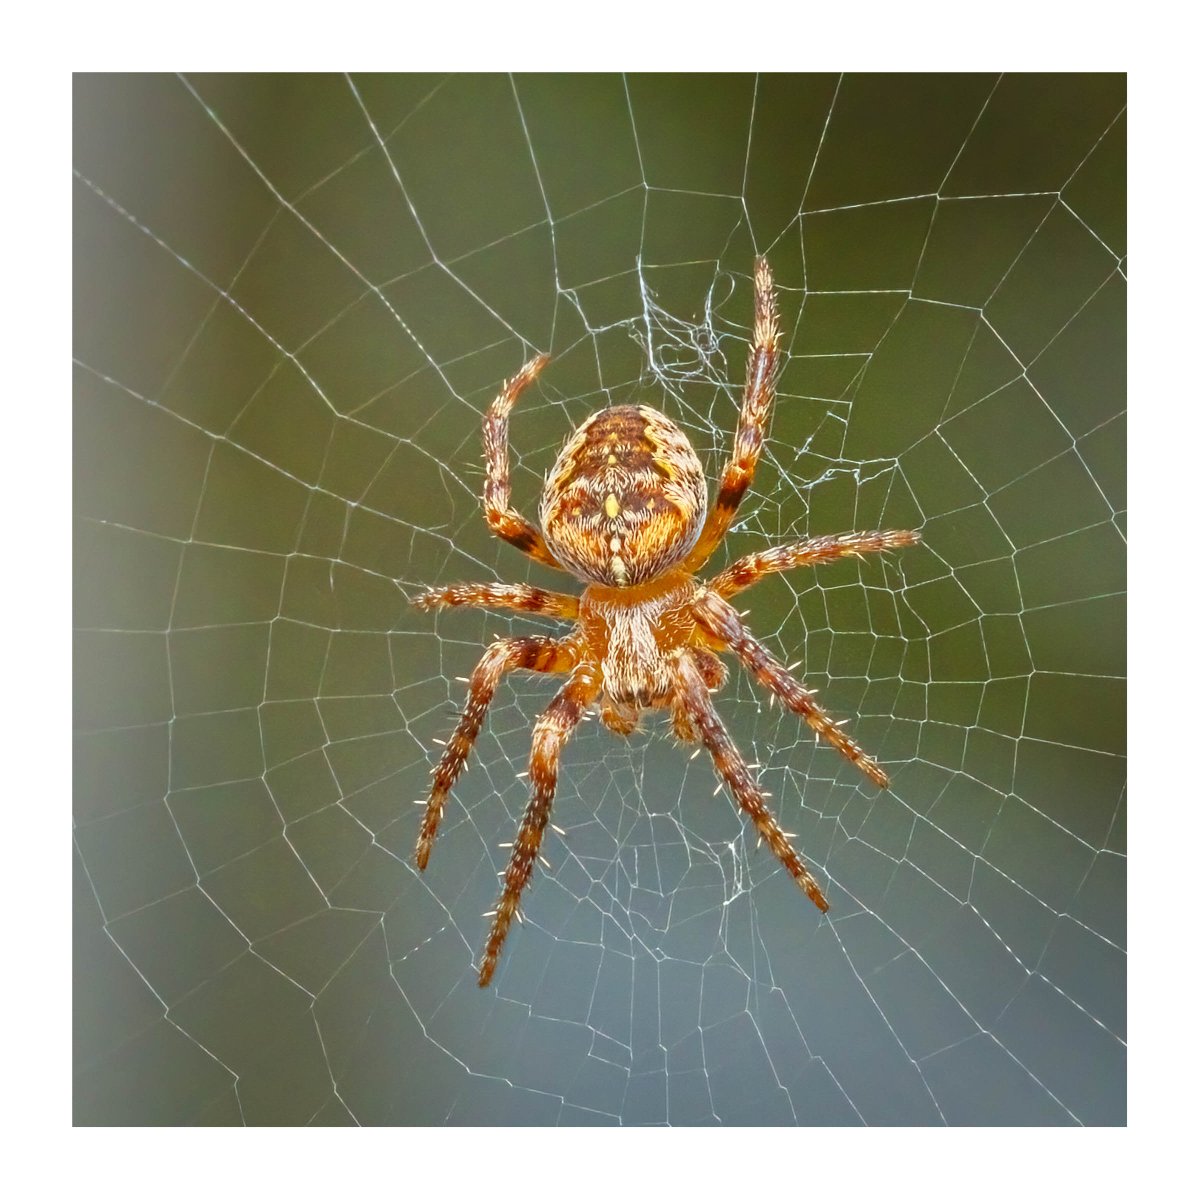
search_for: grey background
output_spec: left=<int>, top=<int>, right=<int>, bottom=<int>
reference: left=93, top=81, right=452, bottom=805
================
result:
left=74, top=73, right=1125, bottom=1125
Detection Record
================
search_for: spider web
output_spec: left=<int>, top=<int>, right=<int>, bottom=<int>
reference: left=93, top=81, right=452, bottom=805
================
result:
left=73, top=72, right=1126, bottom=1126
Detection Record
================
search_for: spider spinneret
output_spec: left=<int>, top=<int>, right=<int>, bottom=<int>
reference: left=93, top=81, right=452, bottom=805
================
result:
left=412, top=257, right=921, bottom=987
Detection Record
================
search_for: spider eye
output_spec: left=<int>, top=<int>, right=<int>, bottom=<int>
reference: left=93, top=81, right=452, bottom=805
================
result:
left=540, top=405, right=706, bottom=586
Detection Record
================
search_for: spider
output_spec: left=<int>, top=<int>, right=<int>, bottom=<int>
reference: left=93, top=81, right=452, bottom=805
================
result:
left=413, top=257, right=920, bottom=987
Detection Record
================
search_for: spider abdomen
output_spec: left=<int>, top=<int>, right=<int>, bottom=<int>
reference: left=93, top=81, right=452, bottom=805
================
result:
left=540, top=405, right=707, bottom=586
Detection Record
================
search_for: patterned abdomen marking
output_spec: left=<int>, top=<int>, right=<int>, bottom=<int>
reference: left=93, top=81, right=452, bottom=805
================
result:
left=540, top=405, right=707, bottom=586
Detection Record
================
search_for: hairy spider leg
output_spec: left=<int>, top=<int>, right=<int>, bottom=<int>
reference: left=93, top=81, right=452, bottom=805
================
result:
left=671, top=648, right=828, bottom=912
left=479, top=661, right=602, bottom=986
left=415, top=635, right=576, bottom=870
left=669, top=646, right=728, bottom=742
left=692, top=589, right=890, bottom=788
left=710, top=529, right=922, bottom=599
left=684, top=256, right=780, bottom=572
left=482, top=352, right=563, bottom=569
left=413, top=581, right=579, bottom=619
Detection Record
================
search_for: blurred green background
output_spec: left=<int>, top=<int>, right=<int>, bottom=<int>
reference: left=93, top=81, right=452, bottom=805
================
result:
left=74, top=73, right=1125, bottom=1125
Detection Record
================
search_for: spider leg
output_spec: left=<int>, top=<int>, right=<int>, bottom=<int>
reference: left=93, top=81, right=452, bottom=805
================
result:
left=670, top=647, right=727, bottom=742
left=692, top=589, right=891, bottom=788
left=479, top=661, right=602, bottom=986
left=482, top=353, right=562, bottom=569
left=671, top=648, right=828, bottom=911
left=684, top=256, right=780, bottom=572
left=710, top=529, right=921, bottom=599
left=415, top=635, right=576, bottom=870
left=413, top=581, right=579, bottom=619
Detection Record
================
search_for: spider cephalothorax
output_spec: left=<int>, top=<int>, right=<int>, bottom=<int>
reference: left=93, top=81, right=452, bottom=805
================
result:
left=414, top=257, right=920, bottom=986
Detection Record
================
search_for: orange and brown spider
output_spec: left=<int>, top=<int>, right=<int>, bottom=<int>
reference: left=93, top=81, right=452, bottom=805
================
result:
left=413, top=257, right=920, bottom=987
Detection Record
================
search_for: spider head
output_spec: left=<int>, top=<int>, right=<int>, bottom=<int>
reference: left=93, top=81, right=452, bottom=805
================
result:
left=539, top=405, right=707, bottom=587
